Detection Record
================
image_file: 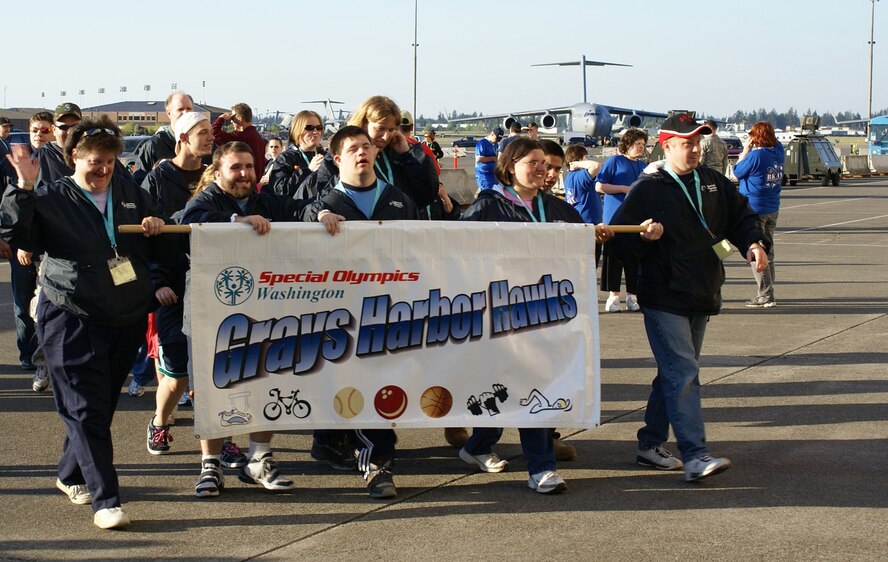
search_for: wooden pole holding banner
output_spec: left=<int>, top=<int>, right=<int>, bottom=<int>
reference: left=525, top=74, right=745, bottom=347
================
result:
left=118, top=225, right=192, bottom=234
left=118, top=224, right=647, bottom=234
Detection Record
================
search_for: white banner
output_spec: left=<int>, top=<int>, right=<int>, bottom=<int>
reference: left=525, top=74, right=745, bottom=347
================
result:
left=190, top=222, right=601, bottom=439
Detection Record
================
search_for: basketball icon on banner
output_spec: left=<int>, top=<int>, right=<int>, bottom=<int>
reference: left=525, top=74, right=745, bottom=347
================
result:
left=333, top=387, right=364, bottom=419
left=420, top=386, right=453, bottom=418
left=374, top=386, right=408, bottom=420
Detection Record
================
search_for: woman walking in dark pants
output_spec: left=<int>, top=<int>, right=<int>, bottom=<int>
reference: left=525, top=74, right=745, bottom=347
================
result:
left=3, top=116, right=168, bottom=529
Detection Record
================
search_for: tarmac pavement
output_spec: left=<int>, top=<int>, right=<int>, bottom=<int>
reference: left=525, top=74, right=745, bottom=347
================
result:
left=0, top=177, right=886, bottom=561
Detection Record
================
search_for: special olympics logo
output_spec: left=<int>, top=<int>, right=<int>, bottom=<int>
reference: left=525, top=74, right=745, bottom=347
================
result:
left=215, top=267, right=254, bottom=306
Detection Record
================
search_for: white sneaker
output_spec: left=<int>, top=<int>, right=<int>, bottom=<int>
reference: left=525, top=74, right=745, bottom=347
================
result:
left=527, top=470, right=567, bottom=494
left=459, top=447, right=509, bottom=473
left=684, top=455, right=731, bottom=482
left=32, top=367, right=50, bottom=392
left=636, top=446, right=683, bottom=470
left=94, top=506, right=131, bottom=529
left=625, top=294, right=640, bottom=312
left=605, top=295, right=621, bottom=313
left=56, top=478, right=92, bottom=505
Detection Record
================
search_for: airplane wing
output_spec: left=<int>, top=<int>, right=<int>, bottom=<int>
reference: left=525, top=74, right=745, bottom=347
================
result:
left=448, top=107, right=574, bottom=124
left=601, top=105, right=667, bottom=119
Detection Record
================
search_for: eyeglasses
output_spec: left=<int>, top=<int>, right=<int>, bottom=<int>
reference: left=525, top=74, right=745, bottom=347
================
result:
left=84, top=127, right=118, bottom=137
left=304, top=124, right=324, bottom=132
left=30, top=127, right=51, bottom=134
left=54, top=123, right=79, bottom=131
left=514, top=159, right=546, bottom=169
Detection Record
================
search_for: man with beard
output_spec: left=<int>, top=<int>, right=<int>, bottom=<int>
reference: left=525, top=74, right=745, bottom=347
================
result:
left=181, top=142, right=309, bottom=497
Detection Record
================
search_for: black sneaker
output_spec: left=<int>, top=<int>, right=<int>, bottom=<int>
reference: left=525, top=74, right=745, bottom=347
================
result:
left=195, top=458, right=224, bottom=498
left=147, top=416, right=172, bottom=455
left=220, top=441, right=248, bottom=469
left=365, top=458, right=397, bottom=499
left=311, top=440, right=357, bottom=471
left=366, top=465, right=397, bottom=499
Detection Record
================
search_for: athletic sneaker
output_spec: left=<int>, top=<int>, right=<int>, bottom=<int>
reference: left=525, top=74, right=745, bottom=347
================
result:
left=146, top=416, right=172, bottom=455
left=94, top=507, right=130, bottom=530
left=238, top=453, right=295, bottom=490
left=636, top=446, right=683, bottom=470
left=177, top=389, right=192, bottom=406
left=32, top=367, right=50, bottom=392
left=605, top=294, right=621, bottom=313
left=127, top=379, right=145, bottom=397
left=366, top=464, right=397, bottom=499
left=56, top=478, right=92, bottom=505
left=310, top=440, right=357, bottom=471
left=195, top=458, right=224, bottom=498
left=625, top=294, right=640, bottom=312
left=527, top=470, right=568, bottom=494
left=459, top=447, right=509, bottom=473
left=220, top=441, right=248, bottom=469
left=684, top=455, right=732, bottom=482
left=745, top=296, right=776, bottom=308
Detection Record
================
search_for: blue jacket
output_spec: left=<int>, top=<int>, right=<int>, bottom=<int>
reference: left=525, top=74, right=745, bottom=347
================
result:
left=732, top=143, right=784, bottom=214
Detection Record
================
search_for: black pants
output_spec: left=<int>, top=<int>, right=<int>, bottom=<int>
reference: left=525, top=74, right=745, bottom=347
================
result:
left=600, top=243, right=637, bottom=294
left=37, top=298, right=145, bottom=512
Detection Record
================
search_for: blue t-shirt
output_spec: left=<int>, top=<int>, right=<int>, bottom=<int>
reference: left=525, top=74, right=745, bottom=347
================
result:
left=733, top=143, right=784, bottom=214
left=596, top=154, right=646, bottom=224
left=335, top=179, right=382, bottom=219
left=475, top=138, right=498, bottom=190
left=564, top=168, right=602, bottom=224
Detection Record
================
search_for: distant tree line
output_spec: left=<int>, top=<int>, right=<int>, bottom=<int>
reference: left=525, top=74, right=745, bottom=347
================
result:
left=704, top=107, right=888, bottom=129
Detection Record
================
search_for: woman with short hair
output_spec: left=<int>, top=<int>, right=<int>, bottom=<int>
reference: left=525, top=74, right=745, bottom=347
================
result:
left=2, top=116, right=169, bottom=530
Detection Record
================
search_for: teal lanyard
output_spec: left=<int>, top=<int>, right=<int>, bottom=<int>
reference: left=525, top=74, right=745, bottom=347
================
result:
left=78, top=182, right=117, bottom=249
left=297, top=147, right=312, bottom=168
left=663, top=167, right=713, bottom=236
left=374, top=151, right=394, bottom=184
left=506, top=187, right=546, bottom=223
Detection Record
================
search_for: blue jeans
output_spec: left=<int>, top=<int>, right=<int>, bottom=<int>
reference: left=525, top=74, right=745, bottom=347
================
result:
left=636, top=308, right=710, bottom=462
left=465, top=427, right=555, bottom=475
left=129, top=342, right=156, bottom=386
left=9, top=258, right=37, bottom=365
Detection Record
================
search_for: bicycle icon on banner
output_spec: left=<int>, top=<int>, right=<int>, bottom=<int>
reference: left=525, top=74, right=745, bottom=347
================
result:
left=263, top=388, right=312, bottom=420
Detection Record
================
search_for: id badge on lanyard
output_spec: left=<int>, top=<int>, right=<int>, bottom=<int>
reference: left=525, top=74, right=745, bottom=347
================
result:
left=80, top=182, right=138, bottom=285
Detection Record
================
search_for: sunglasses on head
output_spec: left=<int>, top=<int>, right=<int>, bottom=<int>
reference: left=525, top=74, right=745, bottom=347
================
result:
left=304, top=124, right=324, bottom=132
left=84, top=127, right=118, bottom=137
left=30, top=127, right=51, bottom=134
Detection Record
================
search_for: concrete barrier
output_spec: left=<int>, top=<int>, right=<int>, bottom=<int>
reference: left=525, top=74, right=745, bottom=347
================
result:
left=439, top=168, right=477, bottom=206
left=870, top=155, right=888, bottom=174
left=834, top=145, right=853, bottom=157
left=843, top=155, right=870, bottom=176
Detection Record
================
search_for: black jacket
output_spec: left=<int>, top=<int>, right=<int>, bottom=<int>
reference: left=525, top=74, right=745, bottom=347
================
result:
left=302, top=143, right=438, bottom=220
left=0, top=176, right=171, bottom=326
left=419, top=194, right=461, bottom=221
left=181, top=182, right=310, bottom=224
left=132, top=129, right=176, bottom=186
left=319, top=182, right=420, bottom=221
left=608, top=166, right=764, bottom=316
left=268, top=147, right=321, bottom=198
left=143, top=160, right=201, bottom=343
left=461, top=187, right=584, bottom=224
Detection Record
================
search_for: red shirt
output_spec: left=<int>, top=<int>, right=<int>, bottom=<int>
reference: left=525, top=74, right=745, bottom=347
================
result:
left=212, top=117, right=267, bottom=177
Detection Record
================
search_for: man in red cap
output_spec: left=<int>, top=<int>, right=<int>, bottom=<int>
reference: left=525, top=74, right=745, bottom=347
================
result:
left=606, top=112, right=769, bottom=482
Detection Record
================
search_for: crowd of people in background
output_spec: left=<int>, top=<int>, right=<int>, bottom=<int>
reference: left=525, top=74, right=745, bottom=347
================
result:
left=0, top=94, right=779, bottom=530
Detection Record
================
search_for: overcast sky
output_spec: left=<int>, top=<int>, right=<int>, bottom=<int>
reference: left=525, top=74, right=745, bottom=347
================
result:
left=2, top=0, right=883, bottom=119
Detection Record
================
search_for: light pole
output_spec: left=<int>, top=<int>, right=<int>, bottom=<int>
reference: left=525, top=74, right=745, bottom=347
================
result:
left=867, top=0, right=879, bottom=139
left=412, top=0, right=418, bottom=131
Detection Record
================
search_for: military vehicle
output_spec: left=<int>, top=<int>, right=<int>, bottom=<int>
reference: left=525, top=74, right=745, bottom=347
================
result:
left=782, top=115, right=842, bottom=186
